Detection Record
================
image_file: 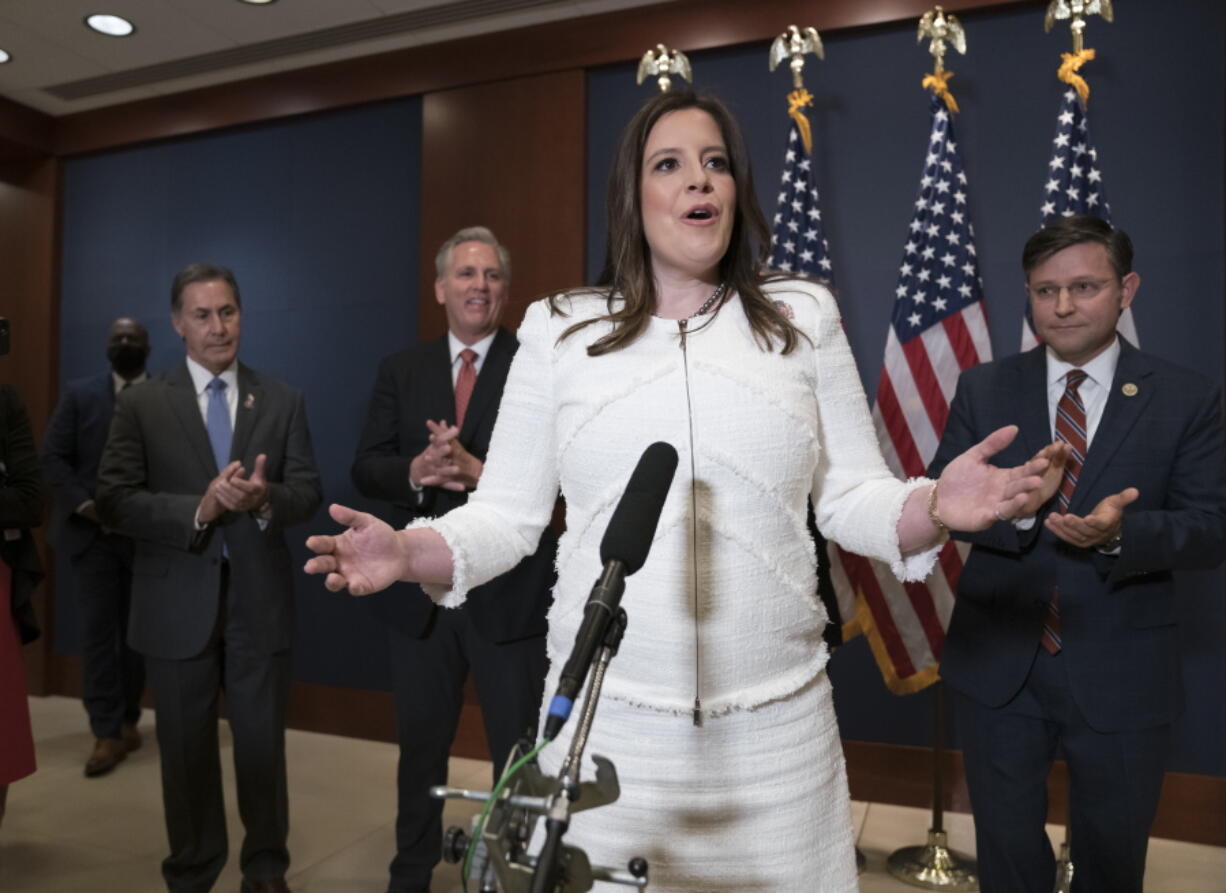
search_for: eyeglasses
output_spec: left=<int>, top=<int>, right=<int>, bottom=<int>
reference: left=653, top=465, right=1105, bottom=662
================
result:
left=1026, top=279, right=1117, bottom=300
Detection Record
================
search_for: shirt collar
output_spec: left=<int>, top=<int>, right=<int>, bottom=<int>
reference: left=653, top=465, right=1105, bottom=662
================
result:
left=447, top=329, right=496, bottom=365
left=1045, top=336, right=1120, bottom=391
left=185, top=356, right=239, bottom=395
left=112, top=370, right=148, bottom=395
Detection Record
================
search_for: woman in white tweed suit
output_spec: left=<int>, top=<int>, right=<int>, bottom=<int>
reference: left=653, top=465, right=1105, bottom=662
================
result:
left=307, top=91, right=1048, bottom=891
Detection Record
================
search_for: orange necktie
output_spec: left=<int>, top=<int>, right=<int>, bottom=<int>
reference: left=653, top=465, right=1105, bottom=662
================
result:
left=454, top=348, right=478, bottom=429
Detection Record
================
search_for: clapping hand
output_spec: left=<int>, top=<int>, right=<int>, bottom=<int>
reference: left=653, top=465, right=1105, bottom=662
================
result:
left=409, top=420, right=483, bottom=492
left=198, top=454, right=270, bottom=523
left=1045, top=487, right=1139, bottom=548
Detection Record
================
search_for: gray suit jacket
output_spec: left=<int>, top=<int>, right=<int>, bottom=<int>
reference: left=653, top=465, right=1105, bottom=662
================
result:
left=97, top=361, right=322, bottom=660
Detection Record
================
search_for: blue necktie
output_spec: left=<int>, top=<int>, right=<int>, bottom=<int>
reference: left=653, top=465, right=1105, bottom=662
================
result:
left=206, top=377, right=232, bottom=470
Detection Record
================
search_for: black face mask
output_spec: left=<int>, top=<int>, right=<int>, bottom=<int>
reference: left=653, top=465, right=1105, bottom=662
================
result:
left=107, top=343, right=147, bottom=378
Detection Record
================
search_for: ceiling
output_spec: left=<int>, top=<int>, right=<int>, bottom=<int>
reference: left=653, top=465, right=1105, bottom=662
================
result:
left=0, top=0, right=670, bottom=116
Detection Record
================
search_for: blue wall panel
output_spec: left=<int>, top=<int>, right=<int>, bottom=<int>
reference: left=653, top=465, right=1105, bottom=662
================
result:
left=586, top=0, right=1225, bottom=774
left=57, top=97, right=422, bottom=691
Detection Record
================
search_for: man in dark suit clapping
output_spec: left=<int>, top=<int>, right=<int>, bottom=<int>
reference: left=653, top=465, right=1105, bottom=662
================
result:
left=43, top=317, right=150, bottom=777
left=930, top=217, right=1226, bottom=892
left=352, top=226, right=555, bottom=893
left=98, top=265, right=321, bottom=893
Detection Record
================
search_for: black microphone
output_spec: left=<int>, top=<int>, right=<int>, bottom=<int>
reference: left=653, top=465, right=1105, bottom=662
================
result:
left=542, top=441, right=678, bottom=741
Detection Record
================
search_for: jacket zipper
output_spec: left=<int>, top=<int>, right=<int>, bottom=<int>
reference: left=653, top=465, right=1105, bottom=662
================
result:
left=679, top=318, right=703, bottom=727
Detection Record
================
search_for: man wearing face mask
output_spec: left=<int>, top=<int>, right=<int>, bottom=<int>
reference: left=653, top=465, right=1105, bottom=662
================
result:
left=43, top=317, right=151, bottom=777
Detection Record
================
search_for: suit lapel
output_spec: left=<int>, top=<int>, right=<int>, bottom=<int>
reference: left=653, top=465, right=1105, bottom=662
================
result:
left=421, top=337, right=456, bottom=425
left=230, top=364, right=263, bottom=464
left=1015, top=347, right=1052, bottom=459
left=459, top=328, right=514, bottom=440
left=165, top=362, right=219, bottom=476
left=1069, top=341, right=1154, bottom=512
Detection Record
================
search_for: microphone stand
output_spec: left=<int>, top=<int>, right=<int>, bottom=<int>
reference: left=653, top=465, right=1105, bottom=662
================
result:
left=531, top=609, right=639, bottom=893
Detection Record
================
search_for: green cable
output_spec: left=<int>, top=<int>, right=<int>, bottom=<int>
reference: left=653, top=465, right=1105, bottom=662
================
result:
left=461, top=737, right=552, bottom=892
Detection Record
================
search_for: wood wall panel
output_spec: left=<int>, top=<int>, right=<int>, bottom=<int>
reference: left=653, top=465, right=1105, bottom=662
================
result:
left=419, top=70, right=587, bottom=339
left=842, top=740, right=1226, bottom=848
left=52, top=0, right=1024, bottom=158
left=0, top=96, right=53, bottom=159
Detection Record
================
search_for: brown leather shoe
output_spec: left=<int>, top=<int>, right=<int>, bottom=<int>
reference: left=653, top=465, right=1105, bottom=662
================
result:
left=84, top=737, right=127, bottom=777
left=121, top=723, right=142, bottom=752
left=239, top=879, right=290, bottom=893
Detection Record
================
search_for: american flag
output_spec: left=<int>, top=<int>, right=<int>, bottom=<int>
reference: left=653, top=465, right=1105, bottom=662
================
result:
left=766, top=115, right=859, bottom=641
left=827, top=94, right=992, bottom=693
left=769, top=123, right=835, bottom=286
left=1024, top=86, right=1137, bottom=349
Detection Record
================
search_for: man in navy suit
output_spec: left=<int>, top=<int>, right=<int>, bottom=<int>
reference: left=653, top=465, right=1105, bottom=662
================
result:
left=930, top=216, right=1226, bottom=892
left=43, top=317, right=150, bottom=777
left=352, top=226, right=555, bottom=893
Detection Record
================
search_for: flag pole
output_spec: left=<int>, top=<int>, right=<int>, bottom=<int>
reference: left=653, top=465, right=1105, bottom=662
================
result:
left=884, top=9, right=978, bottom=889
left=887, top=683, right=978, bottom=890
left=1041, top=5, right=1116, bottom=886
left=768, top=25, right=864, bottom=877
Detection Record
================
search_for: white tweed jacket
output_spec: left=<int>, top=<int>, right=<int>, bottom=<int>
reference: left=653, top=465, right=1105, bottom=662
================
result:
left=416, top=279, right=938, bottom=716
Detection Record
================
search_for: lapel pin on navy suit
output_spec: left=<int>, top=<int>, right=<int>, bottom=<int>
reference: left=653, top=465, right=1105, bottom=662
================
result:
left=1121, top=382, right=1138, bottom=397
left=244, top=392, right=255, bottom=409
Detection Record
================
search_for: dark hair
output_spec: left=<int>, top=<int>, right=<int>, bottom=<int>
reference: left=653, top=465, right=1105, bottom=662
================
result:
left=553, top=90, right=801, bottom=356
left=170, top=263, right=242, bottom=313
left=1022, top=216, right=1133, bottom=279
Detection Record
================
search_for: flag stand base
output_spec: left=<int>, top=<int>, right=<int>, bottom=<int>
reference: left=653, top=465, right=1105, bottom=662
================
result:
left=1053, top=839, right=1074, bottom=892
left=887, top=829, right=978, bottom=890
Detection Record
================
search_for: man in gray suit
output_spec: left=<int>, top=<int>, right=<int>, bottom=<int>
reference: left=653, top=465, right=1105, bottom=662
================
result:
left=98, top=264, right=321, bottom=893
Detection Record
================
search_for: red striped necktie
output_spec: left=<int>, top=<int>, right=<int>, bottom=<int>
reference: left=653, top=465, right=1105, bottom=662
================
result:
left=1042, top=368, right=1089, bottom=655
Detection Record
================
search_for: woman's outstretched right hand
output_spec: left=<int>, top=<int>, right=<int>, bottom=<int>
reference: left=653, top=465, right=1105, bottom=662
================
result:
left=305, top=504, right=409, bottom=596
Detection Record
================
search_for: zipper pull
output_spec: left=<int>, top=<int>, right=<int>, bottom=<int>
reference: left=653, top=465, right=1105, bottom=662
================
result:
left=678, top=318, right=687, bottom=350
left=692, top=697, right=703, bottom=727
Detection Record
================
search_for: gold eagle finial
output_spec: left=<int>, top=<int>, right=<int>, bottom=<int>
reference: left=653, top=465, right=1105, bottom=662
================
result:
left=636, top=44, right=693, bottom=93
left=768, top=25, right=824, bottom=90
left=1044, top=0, right=1115, bottom=52
left=917, top=6, right=967, bottom=76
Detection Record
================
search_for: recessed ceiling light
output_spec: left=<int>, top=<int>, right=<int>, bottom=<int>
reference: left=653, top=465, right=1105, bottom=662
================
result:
left=238, top=0, right=279, bottom=5
left=0, top=49, right=10, bottom=64
left=85, top=14, right=136, bottom=37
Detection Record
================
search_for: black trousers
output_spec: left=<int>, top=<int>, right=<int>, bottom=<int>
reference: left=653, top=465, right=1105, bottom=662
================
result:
left=72, top=534, right=144, bottom=739
left=955, top=648, right=1170, bottom=893
left=144, top=565, right=291, bottom=893
left=386, top=606, right=547, bottom=893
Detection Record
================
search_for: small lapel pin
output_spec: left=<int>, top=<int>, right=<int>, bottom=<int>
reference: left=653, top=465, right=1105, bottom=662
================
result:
left=1121, top=382, right=1138, bottom=397
left=773, top=300, right=795, bottom=320
left=243, top=393, right=255, bottom=409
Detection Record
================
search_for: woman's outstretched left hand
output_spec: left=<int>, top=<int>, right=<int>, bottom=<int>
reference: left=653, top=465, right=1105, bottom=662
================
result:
left=935, top=425, right=1050, bottom=531
left=305, top=503, right=409, bottom=595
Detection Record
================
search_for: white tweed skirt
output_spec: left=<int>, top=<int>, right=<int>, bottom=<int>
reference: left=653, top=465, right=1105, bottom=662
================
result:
left=532, top=671, right=858, bottom=892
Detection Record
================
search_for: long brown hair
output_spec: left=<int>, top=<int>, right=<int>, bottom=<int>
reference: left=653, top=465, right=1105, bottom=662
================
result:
left=552, top=90, right=802, bottom=356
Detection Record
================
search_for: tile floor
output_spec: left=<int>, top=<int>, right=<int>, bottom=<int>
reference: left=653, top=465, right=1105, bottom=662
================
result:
left=2, top=696, right=1222, bottom=891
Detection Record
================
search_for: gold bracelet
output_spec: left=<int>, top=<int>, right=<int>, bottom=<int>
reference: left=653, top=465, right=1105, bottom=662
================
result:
left=926, top=483, right=947, bottom=535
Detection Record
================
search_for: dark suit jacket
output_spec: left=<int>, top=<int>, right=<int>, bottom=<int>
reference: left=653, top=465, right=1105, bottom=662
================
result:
left=929, top=340, right=1226, bottom=733
left=351, top=328, right=555, bottom=642
left=1, top=385, right=43, bottom=644
left=42, top=373, right=121, bottom=559
left=96, top=361, right=322, bottom=660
